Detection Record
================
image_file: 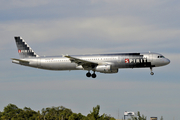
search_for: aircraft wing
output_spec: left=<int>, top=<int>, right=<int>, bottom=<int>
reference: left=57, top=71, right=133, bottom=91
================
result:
left=64, top=55, right=98, bottom=69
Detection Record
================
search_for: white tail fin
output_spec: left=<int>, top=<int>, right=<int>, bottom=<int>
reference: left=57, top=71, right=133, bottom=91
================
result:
left=14, top=36, right=39, bottom=58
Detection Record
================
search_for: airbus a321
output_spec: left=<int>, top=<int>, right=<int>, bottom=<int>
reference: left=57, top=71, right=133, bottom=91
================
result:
left=12, top=37, right=170, bottom=78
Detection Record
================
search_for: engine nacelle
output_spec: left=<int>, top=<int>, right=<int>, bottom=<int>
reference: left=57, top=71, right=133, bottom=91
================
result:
left=95, top=65, right=118, bottom=73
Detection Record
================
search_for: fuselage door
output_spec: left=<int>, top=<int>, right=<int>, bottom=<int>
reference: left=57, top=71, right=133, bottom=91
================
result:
left=118, top=56, right=121, bottom=63
left=149, top=53, right=153, bottom=62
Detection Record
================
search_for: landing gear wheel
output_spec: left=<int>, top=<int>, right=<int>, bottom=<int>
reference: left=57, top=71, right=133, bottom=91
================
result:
left=92, top=73, right=97, bottom=78
left=86, top=72, right=91, bottom=77
left=150, top=67, right=154, bottom=75
left=150, top=72, right=154, bottom=75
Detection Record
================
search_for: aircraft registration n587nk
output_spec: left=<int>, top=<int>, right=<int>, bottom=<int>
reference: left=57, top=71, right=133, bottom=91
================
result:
left=12, top=37, right=170, bottom=78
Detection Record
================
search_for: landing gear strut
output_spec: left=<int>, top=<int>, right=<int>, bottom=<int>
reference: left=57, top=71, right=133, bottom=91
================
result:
left=150, top=67, right=154, bottom=75
left=86, top=71, right=97, bottom=78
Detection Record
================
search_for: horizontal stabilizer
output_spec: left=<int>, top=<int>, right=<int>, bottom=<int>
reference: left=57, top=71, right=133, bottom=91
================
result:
left=11, top=58, right=29, bottom=63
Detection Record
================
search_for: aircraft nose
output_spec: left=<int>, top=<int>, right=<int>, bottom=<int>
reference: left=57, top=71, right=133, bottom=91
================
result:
left=165, top=58, right=170, bottom=65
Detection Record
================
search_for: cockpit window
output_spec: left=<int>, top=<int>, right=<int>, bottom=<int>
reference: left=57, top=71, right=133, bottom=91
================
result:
left=157, top=56, right=165, bottom=58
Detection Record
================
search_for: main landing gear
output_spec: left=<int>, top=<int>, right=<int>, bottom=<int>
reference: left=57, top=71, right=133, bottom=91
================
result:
left=86, top=71, right=97, bottom=78
left=150, top=67, right=154, bottom=75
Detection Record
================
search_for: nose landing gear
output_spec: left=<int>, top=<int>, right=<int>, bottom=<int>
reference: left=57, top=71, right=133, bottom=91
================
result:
left=150, top=72, right=154, bottom=75
left=86, top=71, right=97, bottom=78
left=150, top=67, right=154, bottom=75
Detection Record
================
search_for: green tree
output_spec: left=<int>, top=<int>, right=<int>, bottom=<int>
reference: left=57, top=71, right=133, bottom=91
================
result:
left=60, top=107, right=73, bottom=120
left=101, top=114, right=116, bottom=120
left=42, top=106, right=73, bottom=120
left=131, top=111, right=146, bottom=120
left=19, top=107, right=41, bottom=119
left=42, top=108, right=46, bottom=120
left=0, top=104, right=116, bottom=120
left=87, top=105, right=100, bottom=120
left=1, top=104, right=22, bottom=119
left=69, top=113, right=78, bottom=120
left=87, top=105, right=115, bottom=120
left=69, top=113, right=86, bottom=120
left=0, top=104, right=42, bottom=120
left=0, top=111, right=2, bottom=120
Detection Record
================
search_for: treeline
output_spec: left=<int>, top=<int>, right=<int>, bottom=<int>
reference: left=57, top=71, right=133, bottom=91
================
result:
left=131, top=111, right=146, bottom=120
left=0, top=104, right=116, bottom=120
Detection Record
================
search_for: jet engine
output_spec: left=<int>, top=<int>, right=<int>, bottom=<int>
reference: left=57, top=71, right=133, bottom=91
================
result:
left=95, top=65, right=118, bottom=73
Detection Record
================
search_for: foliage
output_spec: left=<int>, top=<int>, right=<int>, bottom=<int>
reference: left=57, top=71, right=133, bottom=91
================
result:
left=0, top=104, right=42, bottom=120
left=131, top=111, right=147, bottom=120
left=86, top=105, right=115, bottom=120
left=0, top=104, right=115, bottom=120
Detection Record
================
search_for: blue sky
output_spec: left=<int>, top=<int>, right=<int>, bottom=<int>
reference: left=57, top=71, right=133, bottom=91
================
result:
left=0, top=0, right=180, bottom=119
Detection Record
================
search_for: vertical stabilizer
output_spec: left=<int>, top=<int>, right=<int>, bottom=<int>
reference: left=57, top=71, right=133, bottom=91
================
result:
left=14, top=36, right=39, bottom=58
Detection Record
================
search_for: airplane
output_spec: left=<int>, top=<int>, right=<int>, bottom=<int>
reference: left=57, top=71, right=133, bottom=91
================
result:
left=12, top=36, right=170, bottom=78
